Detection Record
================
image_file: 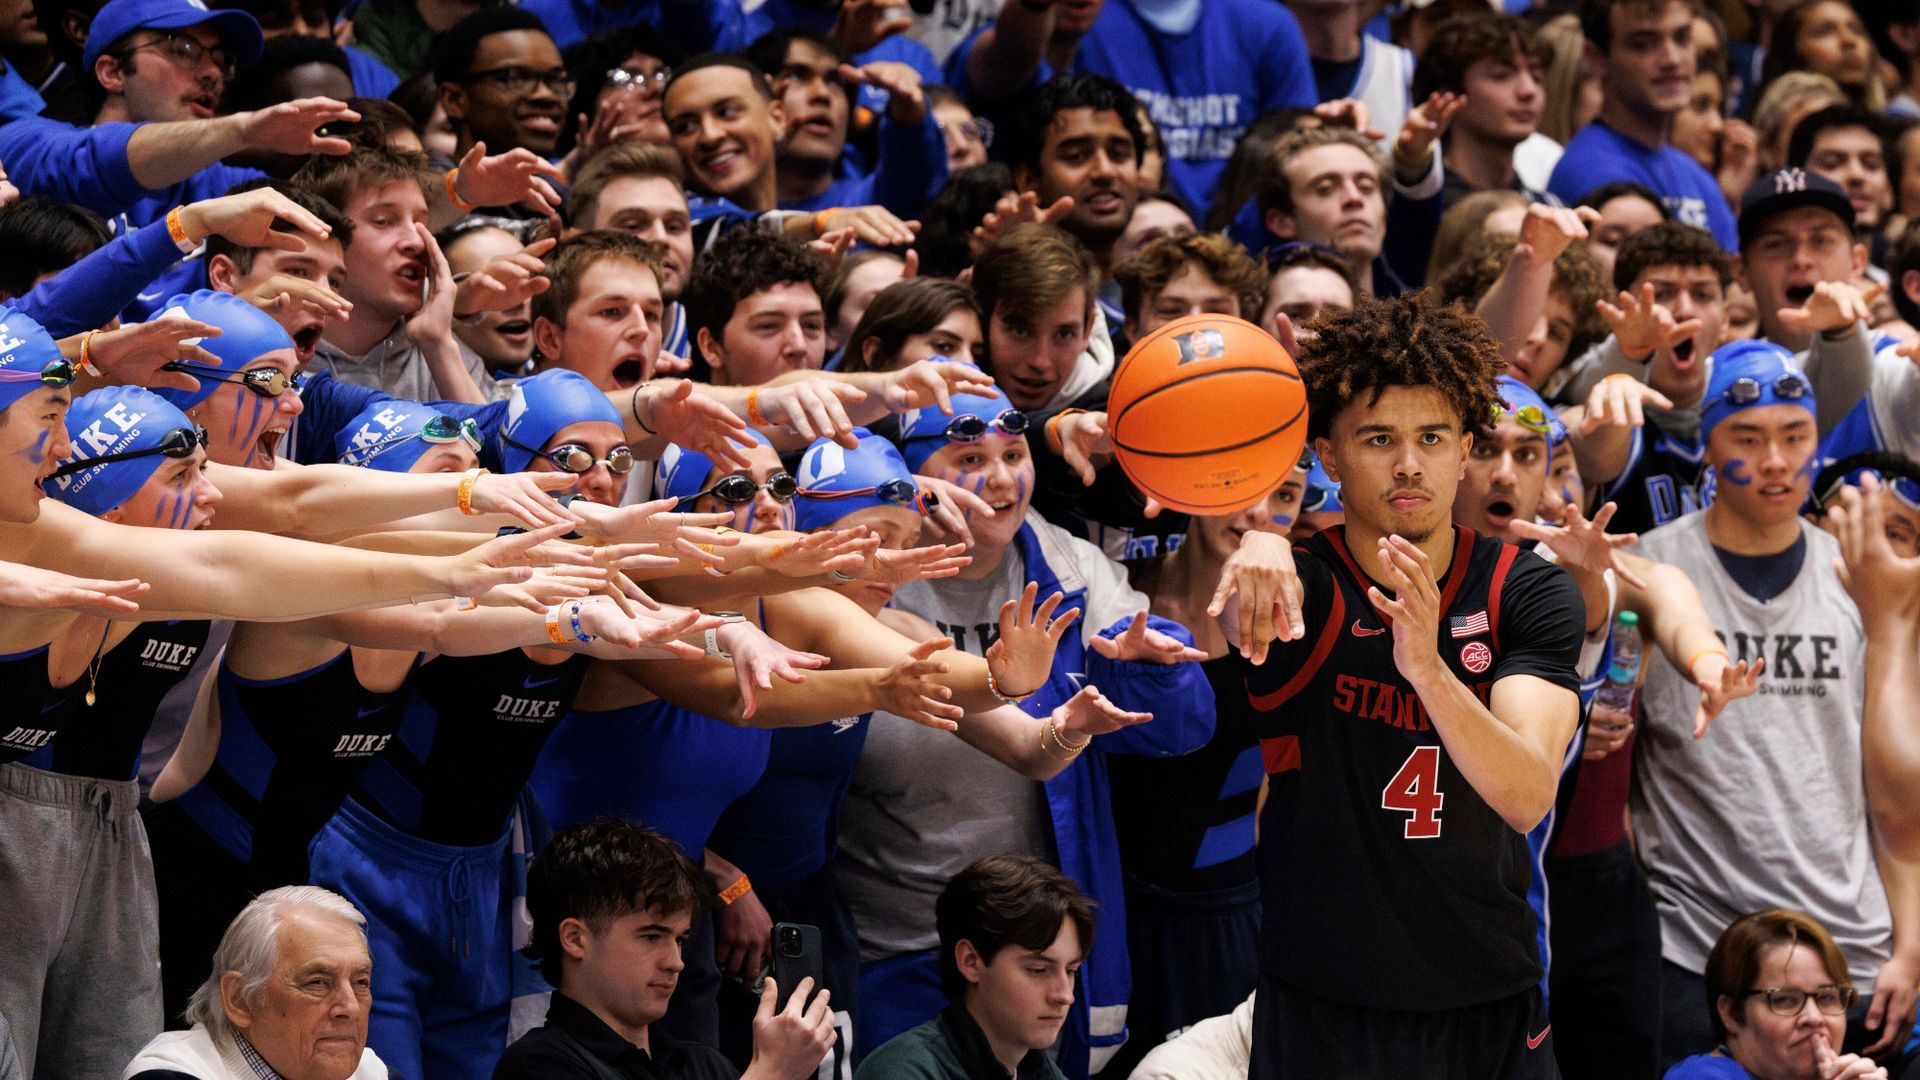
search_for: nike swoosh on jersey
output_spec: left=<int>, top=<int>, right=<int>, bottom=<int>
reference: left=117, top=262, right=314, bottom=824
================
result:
left=1350, top=619, right=1385, bottom=637
left=1527, top=1025, right=1551, bottom=1050
left=524, top=675, right=561, bottom=689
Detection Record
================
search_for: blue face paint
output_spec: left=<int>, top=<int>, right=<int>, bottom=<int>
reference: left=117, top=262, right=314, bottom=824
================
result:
left=1719, top=460, right=1754, bottom=487
left=14, top=429, right=47, bottom=464
left=163, top=488, right=191, bottom=531
left=233, top=393, right=271, bottom=468
left=1271, top=513, right=1295, bottom=527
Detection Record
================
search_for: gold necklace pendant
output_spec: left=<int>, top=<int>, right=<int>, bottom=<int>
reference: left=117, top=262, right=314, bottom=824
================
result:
left=84, top=687, right=96, bottom=708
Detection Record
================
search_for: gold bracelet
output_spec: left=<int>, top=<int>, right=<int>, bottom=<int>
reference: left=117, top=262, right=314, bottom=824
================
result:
left=456, top=468, right=484, bottom=516
left=718, top=875, right=753, bottom=905
left=1047, top=715, right=1090, bottom=753
left=444, top=168, right=479, bottom=211
left=1040, top=722, right=1074, bottom=760
left=986, top=665, right=1037, bottom=704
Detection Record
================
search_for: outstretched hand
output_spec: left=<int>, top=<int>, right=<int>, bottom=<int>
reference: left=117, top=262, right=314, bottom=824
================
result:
left=1088, top=610, right=1207, bottom=665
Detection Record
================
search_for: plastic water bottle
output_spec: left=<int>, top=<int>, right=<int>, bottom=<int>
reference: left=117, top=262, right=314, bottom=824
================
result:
left=1592, top=611, right=1643, bottom=714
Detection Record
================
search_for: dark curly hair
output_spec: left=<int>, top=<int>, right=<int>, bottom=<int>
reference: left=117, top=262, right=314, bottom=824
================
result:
left=1611, top=220, right=1732, bottom=293
left=524, top=818, right=714, bottom=986
left=1000, top=72, right=1145, bottom=178
left=682, top=226, right=822, bottom=378
left=1409, top=14, right=1551, bottom=104
left=1298, top=292, right=1506, bottom=442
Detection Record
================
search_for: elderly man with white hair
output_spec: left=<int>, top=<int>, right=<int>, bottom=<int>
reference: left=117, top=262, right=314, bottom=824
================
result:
left=124, top=886, right=389, bottom=1080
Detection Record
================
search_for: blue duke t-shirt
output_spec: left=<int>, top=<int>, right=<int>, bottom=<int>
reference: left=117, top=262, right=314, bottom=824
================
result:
left=1547, top=122, right=1739, bottom=250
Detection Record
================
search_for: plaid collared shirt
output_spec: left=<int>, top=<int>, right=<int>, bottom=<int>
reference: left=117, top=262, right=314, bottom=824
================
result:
left=234, top=1035, right=286, bottom=1080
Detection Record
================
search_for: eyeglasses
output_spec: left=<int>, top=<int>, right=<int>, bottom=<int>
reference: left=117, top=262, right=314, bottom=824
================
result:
left=605, top=66, right=671, bottom=93
left=1721, top=371, right=1811, bottom=407
left=49, top=425, right=208, bottom=478
left=342, top=415, right=481, bottom=467
left=1743, top=985, right=1857, bottom=1017
left=163, top=362, right=304, bottom=398
left=116, top=31, right=236, bottom=80
left=1817, top=468, right=1920, bottom=513
left=799, top=476, right=929, bottom=511
left=690, top=471, right=798, bottom=506
left=467, top=66, right=576, bottom=96
left=0, top=358, right=78, bottom=387
left=937, top=117, right=994, bottom=148
left=938, top=410, right=1030, bottom=443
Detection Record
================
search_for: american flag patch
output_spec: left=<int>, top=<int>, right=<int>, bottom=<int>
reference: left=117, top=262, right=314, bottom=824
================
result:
left=1449, top=611, right=1489, bottom=638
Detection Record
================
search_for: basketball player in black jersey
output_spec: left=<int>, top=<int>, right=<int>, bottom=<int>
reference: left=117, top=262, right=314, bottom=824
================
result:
left=1222, top=293, right=1587, bottom=1078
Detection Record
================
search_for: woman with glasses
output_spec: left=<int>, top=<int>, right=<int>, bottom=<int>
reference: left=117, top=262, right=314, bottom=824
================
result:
left=656, top=424, right=795, bottom=535
left=836, top=382, right=1217, bottom=1076
left=149, top=289, right=309, bottom=472
left=1669, top=909, right=1888, bottom=1079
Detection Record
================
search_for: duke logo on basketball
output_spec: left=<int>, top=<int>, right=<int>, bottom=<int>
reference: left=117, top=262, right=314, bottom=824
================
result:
left=1172, top=328, right=1226, bottom=364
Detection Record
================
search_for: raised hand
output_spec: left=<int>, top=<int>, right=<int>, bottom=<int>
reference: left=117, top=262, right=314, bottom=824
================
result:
left=92, top=316, right=225, bottom=392
left=971, top=190, right=1073, bottom=257
left=830, top=0, right=913, bottom=54
left=1508, top=500, right=1648, bottom=587
left=0, top=562, right=147, bottom=616
left=574, top=496, right=736, bottom=547
left=879, top=359, right=998, bottom=416
left=1088, top=610, right=1208, bottom=665
left=1690, top=650, right=1762, bottom=739
left=445, top=521, right=578, bottom=605
left=1830, top=474, right=1920, bottom=630
left=877, top=637, right=962, bottom=730
left=1052, top=683, right=1152, bottom=740
left=754, top=378, right=868, bottom=446
left=862, top=542, right=971, bottom=583
left=1393, top=91, right=1465, bottom=177
left=1776, top=280, right=1878, bottom=337
left=841, top=60, right=926, bottom=124
left=1208, top=530, right=1305, bottom=663
left=1581, top=372, right=1675, bottom=432
left=1597, top=283, right=1702, bottom=360
left=453, top=142, right=566, bottom=219
left=637, top=379, right=753, bottom=468
left=402, top=223, right=457, bottom=346
left=466, top=470, right=581, bottom=529
left=1515, top=203, right=1601, bottom=266
left=751, top=528, right=875, bottom=579
left=453, top=235, right=555, bottom=316
left=913, top=474, right=988, bottom=547
left=1366, top=535, right=1444, bottom=684
left=235, top=272, right=353, bottom=324
left=1312, top=97, right=1384, bottom=140
left=176, top=186, right=335, bottom=252
left=717, top=620, right=829, bottom=719
left=985, top=582, right=1082, bottom=700
left=239, top=97, right=358, bottom=157
left=815, top=205, right=917, bottom=248
left=1052, top=410, right=1110, bottom=486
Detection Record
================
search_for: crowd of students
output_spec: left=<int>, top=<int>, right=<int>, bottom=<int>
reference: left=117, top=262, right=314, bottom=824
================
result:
left=0, top=0, right=1914, bottom=1075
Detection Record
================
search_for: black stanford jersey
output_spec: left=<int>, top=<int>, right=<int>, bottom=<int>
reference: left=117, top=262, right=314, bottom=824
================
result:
left=1240, top=526, right=1583, bottom=1013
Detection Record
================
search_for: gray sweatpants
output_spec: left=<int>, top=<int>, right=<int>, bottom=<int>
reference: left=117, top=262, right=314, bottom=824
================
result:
left=0, top=762, right=162, bottom=1079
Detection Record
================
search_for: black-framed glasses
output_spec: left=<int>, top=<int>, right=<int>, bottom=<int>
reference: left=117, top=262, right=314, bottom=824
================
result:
left=799, top=476, right=929, bottom=511
left=1743, top=985, right=1857, bottom=1017
left=940, top=410, right=1029, bottom=443
left=1721, top=372, right=1811, bottom=407
left=691, top=471, right=797, bottom=506
left=342, top=415, right=481, bottom=467
left=605, top=66, right=671, bottom=93
left=163, top=362, right=303, bottom=398
left=115, top=31, right=236, bottom=80
left=49, top=425, right=207, bottom=478
left=467, top=65, right=575, bottom=96
left=1818, top=468, right=1920, bottom=513
left=0, top=358, right=78, bottom=388
left=937, top=117, right=993, bottom=148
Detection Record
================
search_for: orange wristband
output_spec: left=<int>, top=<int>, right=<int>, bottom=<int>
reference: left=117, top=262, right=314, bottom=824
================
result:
left=445, top=168, right=479, bottom=211
left=544, top=605, right=571, bottom=645
left=165, top=207, right=196, bottom=254
left=719, top=875, right=752, bottom=905
left=456, top=468, right=484, bottom=515
left=746, top=388, right=768, bottom=426
left=1045, top=407, right=1086, bottom=455
left=78, top=330, right=101, bottom=377
left=813, top=208, right=843, bottom=236
left=1687, top=646, right=1728, bottom=672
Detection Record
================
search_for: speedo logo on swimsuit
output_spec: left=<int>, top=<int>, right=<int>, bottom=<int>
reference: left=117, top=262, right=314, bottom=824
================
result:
left=332, top=733, right=393, bottom=758
left=491, top=694, right=563, bottom=723
left=137, top=638, right=199, bottom=672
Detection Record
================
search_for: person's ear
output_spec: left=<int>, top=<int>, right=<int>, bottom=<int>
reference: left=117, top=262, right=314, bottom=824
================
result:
left=93, top=54, right=127, bottom=95
left=859, top=334, right=884, bottom=368
left=954, top=939, right=987, bottom=986
left=558, top=917, right=592, bottom=962
left=1264, top=207, right=1296, bottom=242
left=206, top=254, right=240, bottom=293
left=1902, top=268, right=1920, bottom=309
left=98, top=504, right=126, bottom=525
left=533, top=315, right=565, bottom=364
left=1852, top=241, right=1869, bottom=280
left=1459, top=427, right=1473, bottom=466
left=1313, top=435, right=1338, bottom=483
left=766, top=98, right=786, bottom=142
left=696, top=326, right=726, bottom=372
left=1715, top=993, right=1742, bottom=1040
left=439, top=80, right=468, bottom=126
left=220, top=970, right=255, bottom=1031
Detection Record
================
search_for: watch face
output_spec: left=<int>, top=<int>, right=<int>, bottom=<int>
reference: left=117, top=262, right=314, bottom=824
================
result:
left=708, top=610, right=747, bottom=622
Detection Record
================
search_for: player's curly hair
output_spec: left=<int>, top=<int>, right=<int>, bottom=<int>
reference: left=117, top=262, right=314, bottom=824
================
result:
left=1298, top=292, right=1505, bottom=443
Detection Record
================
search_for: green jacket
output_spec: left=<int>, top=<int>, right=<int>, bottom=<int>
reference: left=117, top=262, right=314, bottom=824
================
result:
left=855, top=1005, right=1067, bottom=1080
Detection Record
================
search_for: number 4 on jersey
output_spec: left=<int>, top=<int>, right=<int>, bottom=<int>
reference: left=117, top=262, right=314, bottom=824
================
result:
left=1382, top=745, right=1445, bottom=839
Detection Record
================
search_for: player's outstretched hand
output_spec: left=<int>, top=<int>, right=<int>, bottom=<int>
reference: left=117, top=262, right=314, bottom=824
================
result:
left=1209, top=530, right=1304, bottom=663
left=1367, top=535, right=1445, bottom=684
left=1088, top=610, right=1207, bottom=665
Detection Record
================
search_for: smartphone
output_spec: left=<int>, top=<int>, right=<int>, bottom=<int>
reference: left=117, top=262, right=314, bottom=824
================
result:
left=770, top=922, right=827, bottom=1010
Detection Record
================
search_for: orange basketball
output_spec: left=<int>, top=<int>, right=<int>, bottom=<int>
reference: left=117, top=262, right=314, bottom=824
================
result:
left=1107, top=314, right=1308, bottom=515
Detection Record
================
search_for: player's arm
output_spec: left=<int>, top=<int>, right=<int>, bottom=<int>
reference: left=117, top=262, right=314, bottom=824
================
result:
left=1210, top=530, right=1310, bottom=664
left=1371, top=535, right=1580, bottom=832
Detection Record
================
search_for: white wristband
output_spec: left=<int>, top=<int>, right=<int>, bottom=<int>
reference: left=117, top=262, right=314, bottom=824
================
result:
left=704, top=626, right=732, bottom=660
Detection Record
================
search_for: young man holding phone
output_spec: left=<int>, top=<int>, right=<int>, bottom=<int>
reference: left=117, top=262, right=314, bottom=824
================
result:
left=497, top=818, right=838, bottom=1079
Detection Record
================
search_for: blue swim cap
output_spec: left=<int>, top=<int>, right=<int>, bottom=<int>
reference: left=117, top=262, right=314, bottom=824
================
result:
left=794, top=428, right=921, bottom=532
left=1700, top=339, right=1814, bottom=443
left=0, top=309, right=68, bottom=416
left=658, top=426, right=772, bottom=504
left=497, top=369, right=624, bottom=474
left=149, top=290, right=298, bottom=411
left=49, top=387, right=196, bottom=516
left=336, top=400, right=479, bottom=473
left=1302, top=452, right=1342, bottom=514
left=894, top=372, right=1022, bottom=473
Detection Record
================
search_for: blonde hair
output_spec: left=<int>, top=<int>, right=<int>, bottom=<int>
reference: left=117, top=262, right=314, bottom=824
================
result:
left=1535, top=14, right=1595, bottom=146
left=1752, top=71, right=1845, bottom=169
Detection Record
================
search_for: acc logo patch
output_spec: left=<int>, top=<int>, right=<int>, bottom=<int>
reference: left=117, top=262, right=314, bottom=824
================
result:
left=1460, top=641, right=1492, bottom=674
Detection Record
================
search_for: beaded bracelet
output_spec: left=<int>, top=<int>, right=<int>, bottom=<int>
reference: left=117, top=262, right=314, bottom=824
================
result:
left=986, top=666, right=1037, bottom=704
